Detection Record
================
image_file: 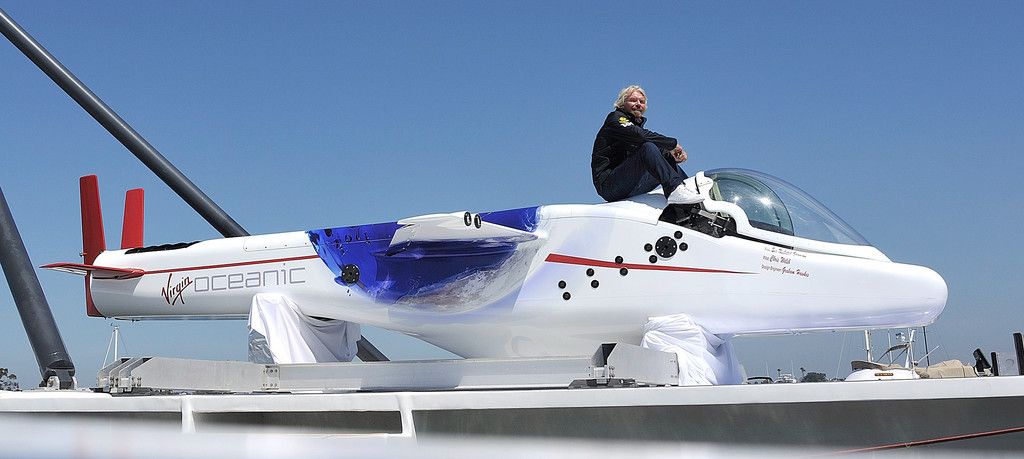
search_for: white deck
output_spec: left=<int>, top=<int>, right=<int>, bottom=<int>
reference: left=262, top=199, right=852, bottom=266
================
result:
left=4, top=375, right=1024, bottom=452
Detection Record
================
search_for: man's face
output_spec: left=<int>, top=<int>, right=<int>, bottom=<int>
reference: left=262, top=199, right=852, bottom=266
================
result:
left=623, top=91, right=646, bottom=118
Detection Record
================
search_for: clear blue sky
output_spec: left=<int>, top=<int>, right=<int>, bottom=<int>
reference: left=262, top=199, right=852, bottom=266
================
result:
left=2, top=1, right=1021, bottom=385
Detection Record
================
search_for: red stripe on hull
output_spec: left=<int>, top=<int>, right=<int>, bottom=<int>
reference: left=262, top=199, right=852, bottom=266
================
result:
left=544, top=253, right=752, bottom=274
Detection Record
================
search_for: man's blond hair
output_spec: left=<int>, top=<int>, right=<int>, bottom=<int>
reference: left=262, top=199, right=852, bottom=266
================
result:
left=614, top=85, right=646, bottom=110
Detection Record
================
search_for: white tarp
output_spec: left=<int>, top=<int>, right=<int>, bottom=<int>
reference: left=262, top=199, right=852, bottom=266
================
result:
left=247, top=293, right=360, bottom=364
left=641, top=313, right=744, bottom=386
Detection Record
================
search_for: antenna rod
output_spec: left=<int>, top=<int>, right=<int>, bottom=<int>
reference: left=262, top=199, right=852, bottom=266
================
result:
left=1014, top=332, right=1024, bottom=376
left=864, top=330, right=872, bottom=362
left=922, top=326, right=930, bottom=366
left=0, top=187, right=75, bottom=388
left=0, top=7, right=247, bottom=238
left=113, top=325, right=120, bottom=361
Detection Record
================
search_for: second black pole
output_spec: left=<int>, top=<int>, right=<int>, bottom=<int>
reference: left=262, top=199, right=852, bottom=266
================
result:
left=0, top=187, right=76, bottom=388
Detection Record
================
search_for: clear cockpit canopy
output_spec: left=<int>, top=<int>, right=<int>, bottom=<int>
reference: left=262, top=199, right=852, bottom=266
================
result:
left=705, top=168, right=870, bottom=246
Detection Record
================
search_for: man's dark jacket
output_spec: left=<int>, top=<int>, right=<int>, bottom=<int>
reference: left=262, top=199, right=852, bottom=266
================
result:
left=591, top=109, right=677, bottom=189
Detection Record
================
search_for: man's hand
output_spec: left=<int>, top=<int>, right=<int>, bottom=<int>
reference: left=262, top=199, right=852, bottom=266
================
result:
left=671, top=144, right=688, bottom=163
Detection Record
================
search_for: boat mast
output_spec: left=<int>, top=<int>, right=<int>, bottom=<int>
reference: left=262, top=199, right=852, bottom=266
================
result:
left=864, top=330, right=872, bottom=362
left=103, top=324, right=122, bottom=366
left=923, top=326, right=931, bottom=366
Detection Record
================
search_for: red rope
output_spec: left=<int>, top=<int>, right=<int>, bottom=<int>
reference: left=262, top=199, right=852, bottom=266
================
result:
left=823, top=425, right=1024, bottom=455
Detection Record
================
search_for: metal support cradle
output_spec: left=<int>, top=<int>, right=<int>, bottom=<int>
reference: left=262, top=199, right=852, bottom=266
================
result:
left=96, top=343, right=679, bottom=394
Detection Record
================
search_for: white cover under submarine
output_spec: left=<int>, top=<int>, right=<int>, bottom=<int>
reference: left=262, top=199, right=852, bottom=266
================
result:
left=51, top=168, right=947, bottom=359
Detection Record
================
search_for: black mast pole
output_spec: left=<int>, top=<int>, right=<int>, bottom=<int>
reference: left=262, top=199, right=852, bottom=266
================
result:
left=0, top=7, right=247, bottom=238
left=0, top=187, right=76, bottom=388
left=1, top=7, right=386, bottom=361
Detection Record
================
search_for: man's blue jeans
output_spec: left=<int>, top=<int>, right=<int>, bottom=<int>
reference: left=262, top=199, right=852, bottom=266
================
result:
left=596, top=142, right=688, bottom=202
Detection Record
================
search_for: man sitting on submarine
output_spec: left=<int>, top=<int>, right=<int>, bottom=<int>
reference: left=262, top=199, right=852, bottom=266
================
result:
left=592, top=85, right=703, bottom=205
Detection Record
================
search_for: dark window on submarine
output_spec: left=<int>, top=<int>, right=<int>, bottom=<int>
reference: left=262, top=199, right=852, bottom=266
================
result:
left=705, top=169, right=871, bottom=246
left=710, top=173, right=795, bottom=236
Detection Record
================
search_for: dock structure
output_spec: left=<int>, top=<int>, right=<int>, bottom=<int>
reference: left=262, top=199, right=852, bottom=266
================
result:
left=3, top=348, right=1024, bottom=452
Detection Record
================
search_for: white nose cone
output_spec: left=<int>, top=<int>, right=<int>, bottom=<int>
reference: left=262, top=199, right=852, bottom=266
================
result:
left=884, top=263, right=948, bottom=327
left=916, top=265, right=948, bottom=325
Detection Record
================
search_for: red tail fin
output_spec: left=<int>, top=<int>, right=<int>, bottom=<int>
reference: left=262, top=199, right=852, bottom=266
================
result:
left=84, top=281, right=103, bottom=317
left=121, top=188, right=144, bottom=250
left=80, top=175, right=106, bottom=317
left=80, top=175, right=106, bottom=264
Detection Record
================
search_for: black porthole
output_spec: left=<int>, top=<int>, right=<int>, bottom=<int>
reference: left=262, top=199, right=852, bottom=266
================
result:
left=463, top=212, right=473, bottom=226
left=586, top=268, right=595, bottom=277
left=591, top=280, right=599, bottom=288
left=619, top=267, right=628, bottom=276
left=615, top=256, right=623, bottom=264
left=562, top=292, right=571, bottom=301
left=473, top=214, right=482, bottom=228
left=649, top=255, right=658, bottom=264
left=341, top=264, right=360, bottom=284
left=644, top=243, right=653, bottom=252
left=324, top=228, right=333, bottom=237
left=680, top=242, right=689, bottom=251
left=558, top=280, right=567, bottom=289
left=655, top=236, right=678, bottom=258
left=674, top=231, right=683, bottom=239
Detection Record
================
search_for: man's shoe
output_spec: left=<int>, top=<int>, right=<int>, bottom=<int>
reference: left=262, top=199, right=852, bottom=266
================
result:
left=666, top=186, right=704, bottom=205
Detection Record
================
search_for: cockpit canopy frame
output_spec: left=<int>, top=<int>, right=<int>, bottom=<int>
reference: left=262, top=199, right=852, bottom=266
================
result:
left=696, top=169, right=888, bottom=261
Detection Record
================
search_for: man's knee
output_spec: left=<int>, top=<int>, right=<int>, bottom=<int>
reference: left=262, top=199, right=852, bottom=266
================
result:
left=637, top=142, right=669, bottom=164
left=638, top=142, right=660, bottom=154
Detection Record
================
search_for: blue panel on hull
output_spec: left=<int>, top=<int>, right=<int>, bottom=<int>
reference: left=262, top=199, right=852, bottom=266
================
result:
left=477, top=207, right=540, bottom=233
left=307, top=206, right=539, bottom=304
